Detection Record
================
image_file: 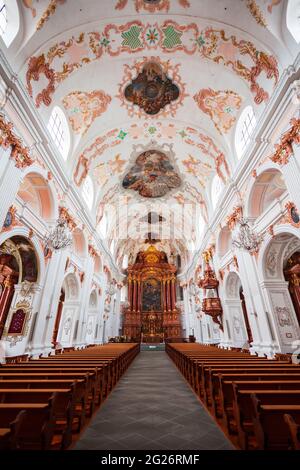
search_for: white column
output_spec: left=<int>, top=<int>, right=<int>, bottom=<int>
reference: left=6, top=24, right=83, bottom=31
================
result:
left=281, top=150, right=300, bottom=211
left=182, top=288, right=190, bottom=337
left=95, top=279, right=106, bottom=344
left=75, top=256, right=94, bottom=347
left=260, top=280, right=300, bottom=354
left=219, top=299, right=234, bottom=349
left=28, top=250, right=67, bottom=356
left=235, top=250, right=277, bottom=356
left=223, top=299, right=248, bottom=348
left=40, top=249, right=69, bottom=352
left=114, top=289, right=121, bottom=337
left=0, top=148, right=23, bottom=227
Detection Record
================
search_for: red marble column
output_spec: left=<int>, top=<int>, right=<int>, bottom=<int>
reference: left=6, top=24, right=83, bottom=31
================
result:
left=133, top=279, right=137, bottom=312
left=0, top=281, right=15, bottom=338
left=128, top=277, right=133, bottom=311
left=167, top=279, right=171, bottom=312
left=164, top=280, right=167, bottom=312
left=171, top=278, right=176, bottom=311
left=137, top=279, right=141, bottom=312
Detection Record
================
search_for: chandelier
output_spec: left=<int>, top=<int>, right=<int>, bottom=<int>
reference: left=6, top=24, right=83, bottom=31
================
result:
left=232, top=217, right=263, bottom=254
left=44, top=217, right=73, bottom=251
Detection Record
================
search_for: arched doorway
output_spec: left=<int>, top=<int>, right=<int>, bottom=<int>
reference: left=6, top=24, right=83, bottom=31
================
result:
left=0, top=236, right=38, bottom=339
left=225, top=271, right=253, bottom=348
left=284, top=251, right=300, bottom=327
left=86, top=290, right=98, bottom=345
left=260, top=230, right=300, bottom=352
left=239, top=286, right=253, bottom=343
left=56, top=273, right=80, bottom=347
left=52, top=288, right=65, bottom=347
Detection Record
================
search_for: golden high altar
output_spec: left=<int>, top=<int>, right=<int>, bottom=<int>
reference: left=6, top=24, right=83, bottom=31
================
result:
left=122, top=245, right=182, bottom=343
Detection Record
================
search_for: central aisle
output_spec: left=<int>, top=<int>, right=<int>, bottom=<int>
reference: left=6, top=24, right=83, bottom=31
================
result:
left=74, top=351, right=234, bottom=450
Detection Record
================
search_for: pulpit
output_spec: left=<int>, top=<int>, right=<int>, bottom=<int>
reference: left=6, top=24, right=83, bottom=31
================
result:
left=122, top=245, right=182, bottom=342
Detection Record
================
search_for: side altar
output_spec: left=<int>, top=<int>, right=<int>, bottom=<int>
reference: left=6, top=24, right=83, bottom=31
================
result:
left=122, top=245, right=182, bottom=343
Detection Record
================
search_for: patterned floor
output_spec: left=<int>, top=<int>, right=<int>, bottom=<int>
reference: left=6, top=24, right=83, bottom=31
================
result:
left=74, top=351, right=235, bottom=450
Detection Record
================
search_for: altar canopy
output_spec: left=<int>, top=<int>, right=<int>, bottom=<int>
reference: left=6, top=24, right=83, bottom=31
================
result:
left=122, top=245, right=182, bottom=342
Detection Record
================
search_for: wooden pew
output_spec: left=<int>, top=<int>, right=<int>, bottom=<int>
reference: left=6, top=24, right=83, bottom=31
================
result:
left=0, top=398, right=56, bottom=450
left=0, top=410, right=26, bottom=450
left=251, top=396, right=300, bottom=450
left=202, top=365, right=300, bottom=406
left=0, top=343, right=140, bottom=449
left=0, top=388, right=74, bottom=449
left=233, top=389, right=300, bottom=449
left=166, top=343, right=300, bottom=451
left=216, top=376, right=300, bottom=432
left=284, top=413, right=300, bottom=450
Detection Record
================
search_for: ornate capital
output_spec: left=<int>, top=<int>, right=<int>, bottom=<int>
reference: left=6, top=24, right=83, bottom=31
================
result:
left=58, top=206, right=76, bottom=230
left=88, top=244, right=98, bottom=258
left=270, top=118, right=300, bottom=165
left=0, top=115, right=33, bottom=169
left=226, top=206, right=243, bottom=230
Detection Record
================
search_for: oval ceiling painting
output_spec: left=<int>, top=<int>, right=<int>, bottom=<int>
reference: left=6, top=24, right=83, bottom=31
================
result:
left=122, top=149, right=182, bottom=198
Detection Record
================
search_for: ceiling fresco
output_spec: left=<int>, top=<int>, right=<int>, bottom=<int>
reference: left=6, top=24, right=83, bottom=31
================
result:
left=25, top=19, right=279, bottom=108
left=11, top=0, right=296, bottom=271
left=123, top=60, right=181, bottom=116
left=122, top=148, right=182, bottom=198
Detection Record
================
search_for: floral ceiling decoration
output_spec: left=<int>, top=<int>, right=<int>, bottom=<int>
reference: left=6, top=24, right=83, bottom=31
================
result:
left=22, top=0, right=67, bottom=30
left=182, top=154, right=212, bottom=189
left=25, top=20, right=279, bottom=108
left=73, top=122, right=229, bottom=188
left=115, top=0, right=190, bottom=12
left=119, top=58, right=185, bottom=118
left=62, top=90, right=112, bottom=135
left=193, top=88, right=242, bottom=134
left=245, top=0, right=267, bottom=28
left=270, top=118, right=300, bottom=166
left=123, top=61, right=180, bottom=116
left=122, top=148, right=182, bottom=198
left=36, top=0, right=67, bottom=31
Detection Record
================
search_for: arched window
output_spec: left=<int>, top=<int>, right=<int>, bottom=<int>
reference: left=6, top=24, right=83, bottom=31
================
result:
left=211, top=174, right=224, bottom=210
left=0, top=2, right=7, bottom=36
left=235, top=106, right=256, bottom=158
left=47, top=106, right=70, bottom=160
left=286, top=0, right=300, bottom=43
left=82, top=175, right=94, bottom=210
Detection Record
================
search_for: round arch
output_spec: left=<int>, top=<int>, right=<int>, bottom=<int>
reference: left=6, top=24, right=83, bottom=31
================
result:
left=0, top=227, right=45, bottom=285
left=245, top=167, right=287, bottom=220
left=18, top=168, right=58, bottom=220
left=72, top=228, right=88, bottom=258
left=257, top=224, right=300, bottom=282
left=217, top=226, right=232, bottom=258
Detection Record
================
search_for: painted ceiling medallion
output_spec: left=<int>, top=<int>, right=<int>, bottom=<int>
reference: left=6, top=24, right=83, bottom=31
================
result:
left=124, top=61, right=180, bottom=116
left=62, top=90, right=111, bottom=135
left=122, top=148, right=182, bottom=198
left=194, top=88, right=242, bottom=134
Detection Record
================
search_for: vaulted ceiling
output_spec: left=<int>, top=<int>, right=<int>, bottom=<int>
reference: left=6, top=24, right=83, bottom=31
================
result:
left=9, top=0, right=297, bottom=271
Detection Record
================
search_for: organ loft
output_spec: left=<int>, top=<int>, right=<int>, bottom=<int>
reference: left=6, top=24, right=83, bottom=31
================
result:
left=122, top=245, right=182, bottom=343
